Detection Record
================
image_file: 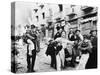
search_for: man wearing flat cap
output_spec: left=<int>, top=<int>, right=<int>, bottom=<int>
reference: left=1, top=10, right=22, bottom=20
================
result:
left=26, top=24, right=37, bottom=72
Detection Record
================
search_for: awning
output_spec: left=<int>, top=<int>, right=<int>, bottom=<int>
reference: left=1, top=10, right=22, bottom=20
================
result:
left=81, top=17, right=97, bottom=23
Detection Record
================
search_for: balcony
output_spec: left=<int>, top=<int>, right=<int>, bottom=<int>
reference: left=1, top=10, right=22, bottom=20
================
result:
left=81, top=6, right=94, bottom=14
left=67, top=12, right=77, bottom=20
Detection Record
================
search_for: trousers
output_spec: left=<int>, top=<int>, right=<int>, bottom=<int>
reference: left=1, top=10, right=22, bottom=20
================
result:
left=27, top=50, right=36, bottom=72
left=56, top=49, right=65, bottom=71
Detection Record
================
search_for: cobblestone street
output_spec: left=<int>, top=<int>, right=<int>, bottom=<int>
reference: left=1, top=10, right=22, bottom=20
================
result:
left=16, top=40, right=77, bottom=73
left=34, top=41, right=57, bottom=72
left=16, top=40, right=56, bottom=73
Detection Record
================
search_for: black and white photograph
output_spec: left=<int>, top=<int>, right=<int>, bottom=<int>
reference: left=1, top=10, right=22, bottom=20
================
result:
left=11, top=1, right=98, bottom=73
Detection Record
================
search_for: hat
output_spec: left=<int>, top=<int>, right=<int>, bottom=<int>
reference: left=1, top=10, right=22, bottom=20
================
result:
left=48, top=39, right=53, bottom=42
left=48, top=38, right=53, bottom=42
left=90, top=30, right=97, bottom=34
left=31, top=24, right=35, bottom=29
left=56, top=26, right=60, bottom=30
left=75, top=29, right=80, bottom=33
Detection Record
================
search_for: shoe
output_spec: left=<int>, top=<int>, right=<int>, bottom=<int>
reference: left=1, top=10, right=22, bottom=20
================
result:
left=70, top=63, right=75, bottom=67
left=75, top=61, right=79, bottom=64
left=31, top=70, right=36, bottom=72
left=50, top=65, right=54, bottom=68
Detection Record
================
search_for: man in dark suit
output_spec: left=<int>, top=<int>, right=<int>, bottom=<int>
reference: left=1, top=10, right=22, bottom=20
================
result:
left=46, top=40, right=57, bottom=69
left=26, top=25, right=37, bottom=72
left=54, top=27, right=62, bottom=40
left=68, top=28, right=74, bottom=41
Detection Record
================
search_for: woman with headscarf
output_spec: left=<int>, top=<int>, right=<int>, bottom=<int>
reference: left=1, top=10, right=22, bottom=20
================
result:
left=85, top=30, right=97, bottom=69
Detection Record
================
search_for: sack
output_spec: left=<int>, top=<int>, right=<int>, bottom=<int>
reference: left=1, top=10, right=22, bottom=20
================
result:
left=45, top=44, right=55, bottom=56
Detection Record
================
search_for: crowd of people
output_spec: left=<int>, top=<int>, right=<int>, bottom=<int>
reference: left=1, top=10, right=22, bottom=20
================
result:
left=45, top=25, right=97, bottom=71
left=16, top=23, right=97, bottom=72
